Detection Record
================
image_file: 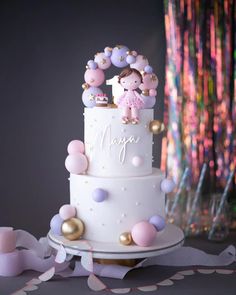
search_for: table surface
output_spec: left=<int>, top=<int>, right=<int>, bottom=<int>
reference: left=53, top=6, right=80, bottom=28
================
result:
left=1, top=232, right=236, bottom=295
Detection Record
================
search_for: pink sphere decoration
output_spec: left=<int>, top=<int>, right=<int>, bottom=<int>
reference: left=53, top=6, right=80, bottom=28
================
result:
left=149, top=89, right=157, bottom=96
left=94, top=52, right=111, bottom=70
left=139, top=73, right=158, bottom=90
left=130, top=55, right=149, bottom=71
left=131, top=221, right=157, bottom=247
left=59, top=204, right=76, bottom=220
left=132, top=156, right=144, bottom=167
left=65, top=154, right=88, bottom=174
left=67, top=140, right=85, bottom=154
left=84, top=68, right=105, bottom=87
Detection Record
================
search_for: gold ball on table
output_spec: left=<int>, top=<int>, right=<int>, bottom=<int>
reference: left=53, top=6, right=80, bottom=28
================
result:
left=119, top=232, right=133, bottom=245
left=61, top=218, right=85, bottom=241
left=149, top=120, right=165, bottom=134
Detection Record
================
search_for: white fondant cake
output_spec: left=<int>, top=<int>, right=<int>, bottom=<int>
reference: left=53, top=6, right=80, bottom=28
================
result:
left=84, top=108, right=154, bottom=177
left=57, top=45, right=177, bottom=249
left=70, top=168, right=165, bottom=242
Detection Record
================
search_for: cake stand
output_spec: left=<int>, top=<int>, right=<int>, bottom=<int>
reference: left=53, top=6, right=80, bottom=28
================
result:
left=48, top=224, right=184, bottom=260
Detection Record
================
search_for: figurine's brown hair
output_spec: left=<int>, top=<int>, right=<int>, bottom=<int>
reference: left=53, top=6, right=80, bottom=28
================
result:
left=118, top=68, right=143, bottom=83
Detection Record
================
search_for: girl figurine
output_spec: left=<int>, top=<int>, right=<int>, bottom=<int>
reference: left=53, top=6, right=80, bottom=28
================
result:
left=117, top=68, right=144, bottom=124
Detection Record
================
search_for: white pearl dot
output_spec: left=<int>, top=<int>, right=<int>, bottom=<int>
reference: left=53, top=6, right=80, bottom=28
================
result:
left=121, top=213, right=127, bottom=218
left=68, top=178, right=70, bottom=181
left=121, top=187, right=127, bottom=191
left=135, top=201, right=140, bottom=206
left=153, top=184, right=156, bottom=189
left=117, top=219, right=122, bottom=224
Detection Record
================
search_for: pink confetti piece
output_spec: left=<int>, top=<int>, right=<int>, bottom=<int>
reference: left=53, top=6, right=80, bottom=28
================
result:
left=26, top=278, right=42, bottom=285
left=110, top=288, right=131, bottom=294
left=178, top=270, right=195, bottom=275
left=38, top=267, right=55, bottom=282
left=55, top=245, right=67, bottom=264
left=11, top=291, right=27, bottom=295
left=170, top=273, right=185, bottom=280
left=81, top=251, right=93, bottom=272
left=137, top=285, right=158, bottom=291
left=215, top=269, right=234, bottom=274
left=157, top=279, right=174, bottom=286
left=22, top=285, right=38, bottom=291
left=87, top=273, right=107, bottom=291
left=197, top=269, right=215, bottom=274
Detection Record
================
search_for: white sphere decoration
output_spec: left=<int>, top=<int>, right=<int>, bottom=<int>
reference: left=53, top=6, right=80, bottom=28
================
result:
left=160, top=178, right=176, bottom=194
left=132, top=156, right=144, bottom=167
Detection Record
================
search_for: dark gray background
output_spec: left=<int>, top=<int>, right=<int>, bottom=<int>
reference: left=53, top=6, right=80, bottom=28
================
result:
left=0, top=0, right=166, bottom=237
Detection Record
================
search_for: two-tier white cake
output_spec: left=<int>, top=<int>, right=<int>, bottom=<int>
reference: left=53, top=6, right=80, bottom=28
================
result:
left=48, top=45, right=183, bottom=256
left=70, top=107, right=165, bottom=243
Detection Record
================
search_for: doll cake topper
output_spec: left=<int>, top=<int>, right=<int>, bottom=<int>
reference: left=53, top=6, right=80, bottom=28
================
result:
left=116, top=68, right=144, bottom=124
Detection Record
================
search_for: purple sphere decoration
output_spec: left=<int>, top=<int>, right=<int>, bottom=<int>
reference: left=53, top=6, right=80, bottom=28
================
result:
left=87, top=60, right=97, bottom=69
left=92, top=188, right=108, bottom=202
left=104, top=47, right=112, bottom=57
left=160, top=178, right=176, bottom=194
left=144, top=65, right=153, bottom=74
left=50, top=214, right=63, bottom=235
left=110, top=45, right=129, bottom=68
left=141, top=94, right=156, bottom=108
left=82, top=87, right=103, bottom=107
left=126, top=55, right=136, bottom=64
left=149, top=215, right=166, bottom=231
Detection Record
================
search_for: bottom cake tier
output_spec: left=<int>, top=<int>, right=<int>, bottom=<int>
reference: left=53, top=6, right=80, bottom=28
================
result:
left=70, top=168, right=165, bottom=243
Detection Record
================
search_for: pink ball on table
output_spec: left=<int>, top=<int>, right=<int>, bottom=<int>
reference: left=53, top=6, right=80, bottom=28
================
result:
left=131, top=221, right=157, bottom=247
left=65, top=154, right=88, bottom=174
left=84, top=68, right=105, bottom=87
left=59, top=204, right=76, bottom=220
left=67, top=140, right=85, bottom=154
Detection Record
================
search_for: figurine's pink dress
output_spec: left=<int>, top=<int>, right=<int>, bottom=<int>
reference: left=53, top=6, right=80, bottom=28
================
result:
left=117, top=90, right=144, bottom=109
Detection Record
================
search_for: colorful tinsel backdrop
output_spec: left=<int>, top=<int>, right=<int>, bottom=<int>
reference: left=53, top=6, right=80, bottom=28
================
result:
left=162, top=0, right=236, bottom=191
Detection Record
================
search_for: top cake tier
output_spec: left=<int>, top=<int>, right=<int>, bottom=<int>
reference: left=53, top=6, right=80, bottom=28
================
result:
left=84, top=107, right=154, bottom=177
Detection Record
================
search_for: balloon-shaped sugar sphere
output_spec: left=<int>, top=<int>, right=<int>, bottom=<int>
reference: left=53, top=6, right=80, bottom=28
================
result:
left=141, top=94, right=156, bottom=109
left=59, top=204, right=76, bottom=220
left=92, top=188, right=108, bottom=202
left=110, top=45, right=129, bottom=68
left=84, top=68, right=105, bottom=87
left=67, top=140, right=85, bottom=155
left=149, top=215, right=166, bottom=231
left=131, top=221, right=156, bottom=247
left=104, top=47, right=113, bottom=57
left=130, top=55, right=149, bottom=71
left=126, top=55, right=136, bottom=64
left=82, top=86, right=103, bottom=107
left=87, top=60, right=97, bottom=70
left=50, top=214, right=63, bottom=235
left=161, top=178, right=176, bottom=194
left=65, top=153, right=88, bottom=174
left=144, top=65, right=153, bottom=74
left=94, top=52, right=111, bottom=70
left=139, top=73, right=158, bottom=90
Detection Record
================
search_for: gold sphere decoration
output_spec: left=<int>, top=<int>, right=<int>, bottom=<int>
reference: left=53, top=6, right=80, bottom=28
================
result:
left=62, top=218, right=85, bottom=241
left=149, top=120, right=165, bottom=135
left=119, top=232, right=133, bottom=246
left=82, top=83, right=89, bottom=90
